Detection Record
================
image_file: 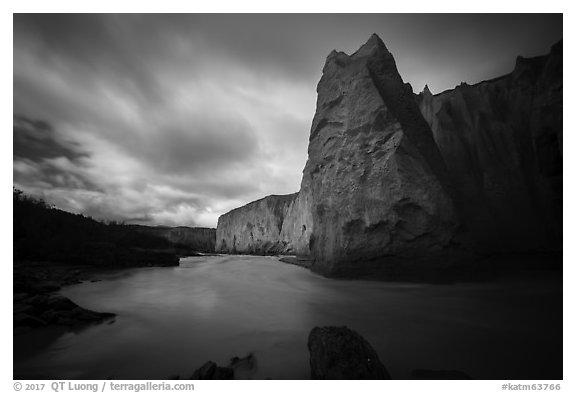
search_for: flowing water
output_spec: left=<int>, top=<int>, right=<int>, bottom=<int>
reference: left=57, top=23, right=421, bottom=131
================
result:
left=14, top=255, right=562, bottom=379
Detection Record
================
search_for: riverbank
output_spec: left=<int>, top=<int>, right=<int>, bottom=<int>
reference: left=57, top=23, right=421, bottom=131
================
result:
left=14, top=261, right=119, bottom=335
left=277, top=252, right=562, bottom=284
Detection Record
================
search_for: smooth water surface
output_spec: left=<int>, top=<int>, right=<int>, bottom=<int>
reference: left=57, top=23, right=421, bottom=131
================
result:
left=15, top=255, right=562, bottom=379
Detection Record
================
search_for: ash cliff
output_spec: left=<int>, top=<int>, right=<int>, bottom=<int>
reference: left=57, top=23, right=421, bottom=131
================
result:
left=216, top=35, right=562, bottom=277
left=417, top=41, right=562, bottom=254
left=216, top=192, right=311, bottom=255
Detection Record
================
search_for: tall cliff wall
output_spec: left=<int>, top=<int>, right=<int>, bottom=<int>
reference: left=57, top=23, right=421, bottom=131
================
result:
left=215, top=35, right=562, bottom=276
left=417, top=40, right=562, bottom=253
left=300, top=35, right=459, bottom=275
left=215, top=192, right=311, bottom=255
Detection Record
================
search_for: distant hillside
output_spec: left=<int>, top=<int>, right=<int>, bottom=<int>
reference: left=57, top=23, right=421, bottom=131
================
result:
left=13, top=188, right=215, bottom=267
left=129, top=225, right=215, bottom=253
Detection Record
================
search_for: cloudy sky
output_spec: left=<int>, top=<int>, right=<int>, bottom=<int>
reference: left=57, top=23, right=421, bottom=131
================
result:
left=13, top=14, right=562, bottom=228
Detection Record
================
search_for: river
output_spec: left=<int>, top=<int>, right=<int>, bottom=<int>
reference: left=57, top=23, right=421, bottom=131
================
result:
left=14, top=255, right=562, bottom=379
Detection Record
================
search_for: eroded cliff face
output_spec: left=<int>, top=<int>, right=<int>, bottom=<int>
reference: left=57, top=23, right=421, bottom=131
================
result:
left=301, top=35, right=459, bottom=275
left=417, top=41, right=562, bottom=253
left=215, top=35, right=562, bottom=276
left=215, top=192, right=312, bottom=255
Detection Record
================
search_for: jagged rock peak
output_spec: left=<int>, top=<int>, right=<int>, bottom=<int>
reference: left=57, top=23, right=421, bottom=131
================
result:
left=327, top=49, right=345, bottom=59
left=405, top=82, right=414, bottom=94
left=421, top=84, right=432, bottom=96
left=323, top=34, right=393, bottom=72
left=551, top=39, right=562, bottom=53
left=325, top=49, right=351, bottom=68
left=352, top=33, right=389, bottom=58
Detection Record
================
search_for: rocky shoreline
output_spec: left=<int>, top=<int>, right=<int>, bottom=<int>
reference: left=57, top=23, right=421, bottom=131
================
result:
left=277, top=255, right=313, bottom=269
left=14, top=261, right=118, bottom=337
left=14, top=255, right=194, bottom=338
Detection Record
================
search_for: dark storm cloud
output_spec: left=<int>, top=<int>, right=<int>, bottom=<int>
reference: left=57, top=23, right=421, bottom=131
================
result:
left=14, top=14, right=166, bottom=104
left=13, top=115, right=103, bottom=194
left=13, top=114, right=86, bottom=162
left=13, top=14, right=562, bottom=227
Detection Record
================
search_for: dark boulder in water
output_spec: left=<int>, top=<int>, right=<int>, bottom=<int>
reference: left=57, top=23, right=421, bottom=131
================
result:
left=189, top=353, right=257, bottom=380
left=308, top=326, right=391, bottom=379
left=230, top=353, right=257, bottom=379
left=190, top=361, right=234, bottom=380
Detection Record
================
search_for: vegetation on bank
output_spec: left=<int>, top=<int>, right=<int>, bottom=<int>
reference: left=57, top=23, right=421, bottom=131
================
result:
left=13, top=188, right=180, bottom=267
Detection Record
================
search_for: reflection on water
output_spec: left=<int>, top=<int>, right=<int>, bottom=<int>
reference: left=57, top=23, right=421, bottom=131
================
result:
left=15, top=255, right=562, bottom=379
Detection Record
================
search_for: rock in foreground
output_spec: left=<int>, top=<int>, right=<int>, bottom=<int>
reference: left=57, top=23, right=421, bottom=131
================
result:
left=189, top=354, right=257, bottom=380
left=190, top=361, right=234, bottom=380
left=308, top=326, right=391, bottom=379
